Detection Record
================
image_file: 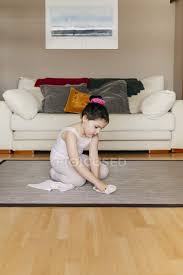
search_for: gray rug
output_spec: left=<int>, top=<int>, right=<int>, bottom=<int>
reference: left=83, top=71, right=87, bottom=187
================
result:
left=0, top=160, right=183, bottom=206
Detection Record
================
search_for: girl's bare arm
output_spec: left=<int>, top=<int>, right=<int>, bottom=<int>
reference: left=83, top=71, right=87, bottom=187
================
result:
left=65, top=131, right=107, bottom=191
left=89, top=134, right=100, bottom=178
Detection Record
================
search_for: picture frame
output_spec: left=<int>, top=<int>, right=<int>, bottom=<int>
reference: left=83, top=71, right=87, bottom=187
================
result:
left=45, top=0, right=118, bottom=49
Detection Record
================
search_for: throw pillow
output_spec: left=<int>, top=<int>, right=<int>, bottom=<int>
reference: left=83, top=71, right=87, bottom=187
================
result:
left=64, top=87, right=90, bottom=113
left=2, top=89, right=39, bottom=119
left=90, top=80, right=130, bottom=114
left=140, top=90, right=176, bottom=119
left=35, top=77, right=89, bottom=87
left=88, top=78, right=144, bottom=97
left=24, top=87, right=44, bottom=112
left=40, top=84, right=88, bottom=113
left=128, top=88, right=155, bottom=114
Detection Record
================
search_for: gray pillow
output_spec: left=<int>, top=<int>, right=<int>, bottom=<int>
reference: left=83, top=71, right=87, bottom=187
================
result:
left=40, top=84, right=88, bottom=113
left=90, top=80, right=130, bottom=114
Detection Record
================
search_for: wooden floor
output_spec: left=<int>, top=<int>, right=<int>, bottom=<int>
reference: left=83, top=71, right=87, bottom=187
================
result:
left=0, top=207, right=183, bottom=275
left=1, top=151, right=183, bottom=274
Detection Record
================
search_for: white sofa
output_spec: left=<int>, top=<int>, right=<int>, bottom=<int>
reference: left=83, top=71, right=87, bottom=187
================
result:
left=1, top=76, right=182, bottom=152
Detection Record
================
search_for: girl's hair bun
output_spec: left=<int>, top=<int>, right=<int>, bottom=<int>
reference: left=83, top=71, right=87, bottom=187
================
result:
left=89, top=95, right=105, bottom=106
left=89, top=95, right=103, bottom=101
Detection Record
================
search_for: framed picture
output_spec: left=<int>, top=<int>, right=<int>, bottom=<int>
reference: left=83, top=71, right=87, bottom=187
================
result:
left=45, top=0, right=118, bottom=49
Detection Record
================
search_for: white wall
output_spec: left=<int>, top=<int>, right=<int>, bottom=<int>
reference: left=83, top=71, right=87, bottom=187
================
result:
left=0, top=0, right=175, bottom=97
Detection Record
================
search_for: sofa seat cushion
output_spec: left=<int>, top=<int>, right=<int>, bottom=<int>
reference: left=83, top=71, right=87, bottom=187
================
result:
left=13, top=130, right=171, bottom=141
left=11, top=112, right=175, bottom=131
left=11, top=113, right=80, bottom=131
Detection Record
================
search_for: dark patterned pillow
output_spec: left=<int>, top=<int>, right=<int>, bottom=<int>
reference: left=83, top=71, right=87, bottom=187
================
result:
left=40, top=84, right=88, bottom=113
left=88, top=78, right=144, bottom=97
left=90, top=80, right=130, bottom=114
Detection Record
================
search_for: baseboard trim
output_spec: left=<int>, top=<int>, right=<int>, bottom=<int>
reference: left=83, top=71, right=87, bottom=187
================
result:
left=172, top=149, right=183, bottom=153
left=13, top=150, right=35, bottom=156
left=2, top=149, right=183, bottom=155
left=149, top=150, right=170, bottom=154
left=0, top=150, right=12, bottom=154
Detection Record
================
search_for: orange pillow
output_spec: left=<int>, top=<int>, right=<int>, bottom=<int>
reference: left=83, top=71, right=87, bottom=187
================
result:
left=64, top=87, right=91, bottom=113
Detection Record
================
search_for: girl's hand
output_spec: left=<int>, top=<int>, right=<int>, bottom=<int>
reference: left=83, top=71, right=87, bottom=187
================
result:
left=93, top=184, right=117, bottom=194
left=95, top=180, right=108, bottom=192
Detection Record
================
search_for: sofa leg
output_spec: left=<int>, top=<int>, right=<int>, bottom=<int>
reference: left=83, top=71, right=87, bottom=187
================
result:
left=0, top=150, right=12, bottom=154
left=171, top=149, right=183, bottom=153
left=148, top=150, right=170, bottom=154
left=13, top=150, right=35, bottom=156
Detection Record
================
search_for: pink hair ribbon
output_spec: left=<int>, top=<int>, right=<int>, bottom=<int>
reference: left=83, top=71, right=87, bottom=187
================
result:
left=90, top=98, right=105, bottom=105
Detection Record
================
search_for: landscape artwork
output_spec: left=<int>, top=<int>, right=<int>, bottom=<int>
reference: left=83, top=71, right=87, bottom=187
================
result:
left=45, top=0, right=118, bottom=49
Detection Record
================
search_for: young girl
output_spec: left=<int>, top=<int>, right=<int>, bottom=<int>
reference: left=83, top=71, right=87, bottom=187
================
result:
left=29, top=95, right=116, bottom=194
left=48, top=95, right=116, bottom=194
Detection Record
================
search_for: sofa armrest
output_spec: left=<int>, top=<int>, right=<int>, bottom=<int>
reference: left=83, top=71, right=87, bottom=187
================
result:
left=171, top=100, right=183, bottom=149
left=0, top=101, right=13, bottom=150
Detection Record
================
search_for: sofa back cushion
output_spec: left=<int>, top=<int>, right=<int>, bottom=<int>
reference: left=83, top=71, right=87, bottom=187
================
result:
left=18, top=77, right=36, bottom=89
left=141, top=75, right=164, bottom=92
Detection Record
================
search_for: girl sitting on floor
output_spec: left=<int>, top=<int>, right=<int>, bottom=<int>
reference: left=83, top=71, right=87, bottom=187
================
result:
left=29, top=95, right=116, bottom=194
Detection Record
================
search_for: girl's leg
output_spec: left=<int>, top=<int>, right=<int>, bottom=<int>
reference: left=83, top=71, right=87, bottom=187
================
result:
left=81, top=154, right=109, bottom=179
left=50, top=154, right=109, bottom=187
left=50, top=156, right=89, bottom=187
left=50, top=167, right=86, bottom=187
left=99, top=161, right=109, bottom=179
